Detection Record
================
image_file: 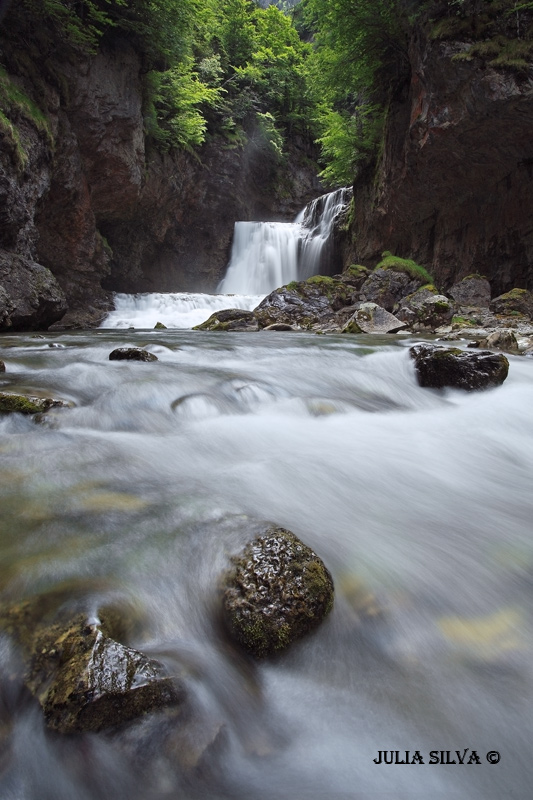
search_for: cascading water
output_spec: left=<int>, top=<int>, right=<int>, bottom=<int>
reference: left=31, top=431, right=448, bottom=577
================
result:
left=102, top=187, right=352, bottom=328
left=218, top=186, right=352, bottom=295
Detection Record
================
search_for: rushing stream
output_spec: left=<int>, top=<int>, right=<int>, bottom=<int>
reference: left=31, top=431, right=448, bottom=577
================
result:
left=0, top=328, right=532, bottom=799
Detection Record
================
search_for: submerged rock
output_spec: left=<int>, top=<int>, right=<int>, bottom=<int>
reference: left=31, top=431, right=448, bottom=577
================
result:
left=409, top=344, right=509, bottom=391
left=222, top=527, right=334, bottom=658
left=449, top=275, right=491, bottom=308
left=0, top=392, right=72, bottom=414
left=193, top=309, right=259, bottom=332
left=342, top=302, right=406, bottom=334
left=109, top=347, right=158, bottom=362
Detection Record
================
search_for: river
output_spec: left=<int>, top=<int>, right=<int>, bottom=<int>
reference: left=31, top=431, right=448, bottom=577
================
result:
left=0, top=326, right=532, bottom=799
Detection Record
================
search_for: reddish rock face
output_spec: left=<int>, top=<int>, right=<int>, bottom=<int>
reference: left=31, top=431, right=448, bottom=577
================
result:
left=343, top=33, right=533, bottom=295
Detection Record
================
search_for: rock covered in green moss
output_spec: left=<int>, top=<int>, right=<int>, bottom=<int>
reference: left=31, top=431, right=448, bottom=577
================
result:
left=222, top=527, right=334, bottom=658
left=0, top=391, right=71, bottom=414
left=254, top=276, right=351, bottom=330
left=410, top=344, right=509, bottom=390
left=359, top=268, right=426, bottom=312
left=154, top=321, right=167, bottom=329
left=449, top=275, right=491, bottom=307
left=193, top=308, right=259, bottom=331
left=396, top=286, right=453, bottom=329
left=490, top=288, right=533, bottom=318
left=109, top=347, right=158, bottom=362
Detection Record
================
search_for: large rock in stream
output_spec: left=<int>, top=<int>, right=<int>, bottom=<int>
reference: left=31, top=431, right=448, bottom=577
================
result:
left=0, top=599, right=182, bottom=733
left=222, top=527, right=334, bottom=658
left=410, top=344, right=509, bottom=391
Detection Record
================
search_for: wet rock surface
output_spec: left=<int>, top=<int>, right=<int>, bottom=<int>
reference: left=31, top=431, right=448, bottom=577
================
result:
left=222, top=527, right=334, bottom=658
left=410, top=344, right=509, bottom=391
left=0, top=253, right=67, bottom=331
left=109, top=347, right=158, bottom=362
left=0, top=392, right=72, bottom=414
left=0, top=597, right=183, bottom=734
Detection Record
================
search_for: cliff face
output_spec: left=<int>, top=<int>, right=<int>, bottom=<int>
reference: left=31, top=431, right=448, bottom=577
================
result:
left=343, top=31, right=533, bottom=295
left=0, top=37, right=320, bottom=330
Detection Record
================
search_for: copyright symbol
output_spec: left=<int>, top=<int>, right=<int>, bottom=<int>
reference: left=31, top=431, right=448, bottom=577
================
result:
left=486, top=751, right=500, bottom=764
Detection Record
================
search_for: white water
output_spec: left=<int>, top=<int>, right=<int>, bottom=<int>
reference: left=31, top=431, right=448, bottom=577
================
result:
left=101, top=188, right=352, bottom=330
left=0, top=329, right=532, bottom=799
left=219, top=187, right=352, bottom=295
left=102, top=291, right=265, bottom=330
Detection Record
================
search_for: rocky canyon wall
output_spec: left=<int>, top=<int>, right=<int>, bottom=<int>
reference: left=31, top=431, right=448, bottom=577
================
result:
left=342, top=30, right=533, bottom=295
left=0, top=36, right=320, bottom=330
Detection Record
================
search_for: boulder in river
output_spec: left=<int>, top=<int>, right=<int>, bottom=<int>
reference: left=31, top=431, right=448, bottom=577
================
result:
left=0, top=391, right=72, bottom=414
left=109, top=347, right=158, bottom=362
left=222, top=527, right=334, bottom=658
left=409, top=344, right=509, bottom=390
left=254, top=276, right=351, bottom=330
left=0, top=598, right=182, bottom=734
left=0, top=360, right=4, bottom=372
left=193, top=308, right=259, bottom=331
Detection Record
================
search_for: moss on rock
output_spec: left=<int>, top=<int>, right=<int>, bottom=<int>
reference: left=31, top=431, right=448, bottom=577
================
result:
left=222, top=527, right=334, bottom=658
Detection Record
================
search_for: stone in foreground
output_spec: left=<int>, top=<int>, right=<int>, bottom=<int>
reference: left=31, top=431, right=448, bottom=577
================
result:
left=222, top=527, right=334, bottom=658
left=109, top=347, right=158, bottom=362
left=27, top=614, right=182, bottom=733
left=410, top=344, right=509, bottom=390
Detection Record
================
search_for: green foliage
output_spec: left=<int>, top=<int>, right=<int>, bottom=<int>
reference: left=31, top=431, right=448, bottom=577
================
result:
left=0, top=67, right=53, bottom=171
left=375, top=251, right=434, bottom=283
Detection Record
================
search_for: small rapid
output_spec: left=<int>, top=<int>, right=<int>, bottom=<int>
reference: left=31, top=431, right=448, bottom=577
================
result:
left=0, top=329, right=532, bottom=799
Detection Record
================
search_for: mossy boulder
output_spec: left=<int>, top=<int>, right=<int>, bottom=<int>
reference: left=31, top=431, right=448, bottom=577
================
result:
left=154, top=321, right=167, bottom=330
left=360, top=267, right=427, bottom=312
left=254, top=278, right=349, bottom=330
left=0, top=391, right=71, bottom=414
left=193, top=309, right=259, bottom=331
left=0, top=596, right=182, bottom=734
left=410, top=344, right=509, bottom=390
left=449, top=275, right=491, bottom=307
left=490, top=288, right=533, bottom=318
left=109, top=347, right=158, bottom=362
left=396, top=287, right=453, bottom=329
left=479, top=330, right=519, bottom=353
left=222, top=527, right=334, bottom=658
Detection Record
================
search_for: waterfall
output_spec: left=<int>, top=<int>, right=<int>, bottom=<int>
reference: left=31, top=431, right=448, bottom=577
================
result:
left=218, top=186, right=352, bottom=295
left=101, top=187, right=352, bottom=329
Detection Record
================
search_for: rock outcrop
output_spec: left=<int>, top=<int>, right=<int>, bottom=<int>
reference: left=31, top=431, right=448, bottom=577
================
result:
left=340, top=30, right=533, bottom=295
